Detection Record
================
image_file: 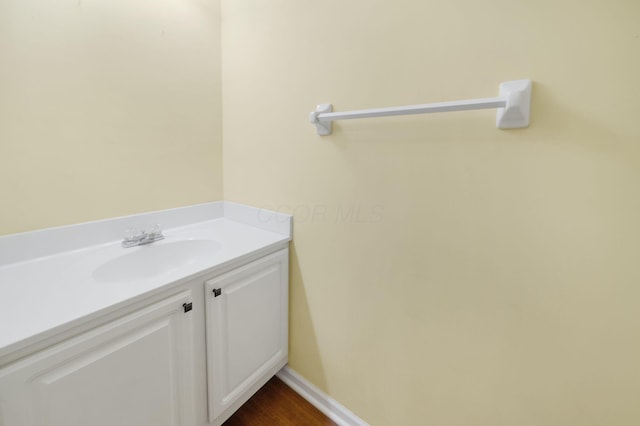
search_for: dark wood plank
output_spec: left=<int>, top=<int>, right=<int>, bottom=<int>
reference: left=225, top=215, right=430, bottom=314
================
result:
left=223, top=377, right=338, bottom=426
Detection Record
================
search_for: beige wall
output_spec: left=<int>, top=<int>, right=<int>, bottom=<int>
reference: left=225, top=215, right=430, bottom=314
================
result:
left=3, top=0, right=640, bottom=423
left=0, top=0, right=222, bottom=235
left=222, top=1, right=640, bottom=425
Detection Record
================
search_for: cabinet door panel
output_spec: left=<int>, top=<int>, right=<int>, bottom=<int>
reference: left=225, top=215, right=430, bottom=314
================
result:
left=224, top=264, right=282, bottom=390
left=0, top=291, right=195, bottom=426
left=206, top=249, right=288, bottom=423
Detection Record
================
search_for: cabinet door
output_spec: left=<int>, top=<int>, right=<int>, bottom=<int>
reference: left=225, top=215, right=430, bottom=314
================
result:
left=205, top=249, right=288, bottom=423
left=0, top=291, right=196, bottom=426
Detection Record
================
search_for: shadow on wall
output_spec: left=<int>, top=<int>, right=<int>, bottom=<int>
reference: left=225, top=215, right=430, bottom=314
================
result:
left=287, top=241, right=329, bottom=391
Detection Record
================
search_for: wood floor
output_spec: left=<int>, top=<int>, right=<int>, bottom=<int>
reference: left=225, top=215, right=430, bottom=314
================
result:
left=223, top=377, right=337, bottom=426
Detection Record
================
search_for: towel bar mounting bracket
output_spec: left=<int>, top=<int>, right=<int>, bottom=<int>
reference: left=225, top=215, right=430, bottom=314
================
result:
left=309, top=104, right=333, bottom=136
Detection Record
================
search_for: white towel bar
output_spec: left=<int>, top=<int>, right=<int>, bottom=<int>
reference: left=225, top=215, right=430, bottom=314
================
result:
left=309, top=79, right=532, bottom=135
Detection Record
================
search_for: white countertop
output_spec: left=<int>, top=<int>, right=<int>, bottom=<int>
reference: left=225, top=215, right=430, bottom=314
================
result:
left=0, top=202, right=291, bottom=360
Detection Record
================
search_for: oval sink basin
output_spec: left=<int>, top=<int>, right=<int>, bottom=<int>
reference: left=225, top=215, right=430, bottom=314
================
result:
left=93, top=240, right=221, bottom=283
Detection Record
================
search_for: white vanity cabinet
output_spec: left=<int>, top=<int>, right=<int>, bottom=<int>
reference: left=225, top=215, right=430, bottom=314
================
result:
left=0, top=202, right=292, bottom=426
left=205, top=249, right=289, bottom=424
left=0, top=248, right=290, bottom=426
left=0, top=291, right=197, bottom=426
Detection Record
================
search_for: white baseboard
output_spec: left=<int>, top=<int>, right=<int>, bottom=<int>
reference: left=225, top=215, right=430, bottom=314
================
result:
left=276, top=366, right=369, bottom=426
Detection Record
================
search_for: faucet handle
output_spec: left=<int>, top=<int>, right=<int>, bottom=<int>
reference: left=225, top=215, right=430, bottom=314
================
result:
left=124, top=227, right=143, bottom=241
left=147, top=224, right=162, bottom=237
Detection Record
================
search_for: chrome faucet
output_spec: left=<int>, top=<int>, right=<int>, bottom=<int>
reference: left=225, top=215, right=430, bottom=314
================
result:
left=122, top=224, right=164, bottom=248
